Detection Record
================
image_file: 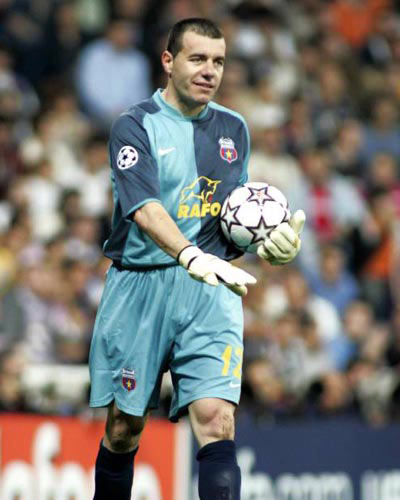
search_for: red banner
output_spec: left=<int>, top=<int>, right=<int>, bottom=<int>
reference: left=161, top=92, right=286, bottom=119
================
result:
left=0, top=413, right=191, bottom=500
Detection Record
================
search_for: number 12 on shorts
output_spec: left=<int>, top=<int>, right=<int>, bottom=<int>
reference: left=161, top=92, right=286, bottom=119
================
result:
left=221, top=345, right=243, bottom=378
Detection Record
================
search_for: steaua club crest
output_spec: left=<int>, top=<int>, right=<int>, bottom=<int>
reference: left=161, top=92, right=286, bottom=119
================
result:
left=219, top=137, right=238, bottom=164
left=122, top=368, right=136, bottom=391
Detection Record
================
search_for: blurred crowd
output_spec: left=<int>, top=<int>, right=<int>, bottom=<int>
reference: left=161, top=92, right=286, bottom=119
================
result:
left=0, top=0, right=400, bottom=426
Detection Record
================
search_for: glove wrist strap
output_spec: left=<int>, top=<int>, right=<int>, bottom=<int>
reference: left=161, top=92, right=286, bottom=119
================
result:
left=177, top=245, right=203, bottom=269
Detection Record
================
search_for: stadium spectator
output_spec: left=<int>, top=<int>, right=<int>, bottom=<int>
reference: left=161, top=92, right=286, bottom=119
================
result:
left=297, top=311, right=333, bottom=389
left=288, top=147, right=368, bottom=269
left=366, top=153, right=400, bottom=214
left=242, top=269, right=273, bottom=340
left=267, top=310, right=332, bottom=398
left=13, top=263, right=63, bottom=363
left=248, top=103, right=303, bottom=193
left=64, top=215, right=102, bottom=264
left=0, top=274, right=25, bottom=351
left=75, top=19, right=151, bottom=127
left=0, top=115, right=25, bottom=202
left=311, top=61, right=355, bottom=145
left=20, top=110, right=84, bottom=189
left=0, top=43, right=39, bottom=129
left=58, top=188, right=82, bottom=227
left=39, top=87, right=91, bottom=155
left=386, top=306, right=400, bottom=369
left=359, top=93, right=400, bottom=165
left=351, top=188, right=398, bottom=318
left=43, top=0, right=83, bottom=83
left=263, top=267, right=343, bottom=344
left=75, top=134, right=110, bottom=217
left=385, top=62, right=400, bottom=102
left=285, top=95, right=316, bottom=157
left=347, top=355, right=397, bottom=426
left=241, top=357, right=286, bottom=423
left=54, top=259, right=94, bottom=364
left=297, top=40, right=323, bottom=103
left=20, top=158, right=63, bottom=241
left=328, top=0, right=391, bottom=49
left=330, top=118, right=364, bottom=178
left=329, top=300, right=374, bottom=370
left=303, top=243, right=360, bottom=316
left=0, top=5, right=48, bottom=85
left=110, top=0, right=148, bottom=24
left=0, top=346, right=33, bottom=412
left=214, top=57, right=253, bottom=117
left=306, top=371, right=355, bottom=418
left=361, top=8, right=399, bottom=67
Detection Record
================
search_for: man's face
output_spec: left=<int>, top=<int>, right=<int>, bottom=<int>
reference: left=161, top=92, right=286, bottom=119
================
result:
left=165, top=31, right=226, bottom=110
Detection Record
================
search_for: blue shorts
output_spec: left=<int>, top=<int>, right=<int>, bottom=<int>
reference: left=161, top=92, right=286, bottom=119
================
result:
left=89, top=264, right=244, bottom=421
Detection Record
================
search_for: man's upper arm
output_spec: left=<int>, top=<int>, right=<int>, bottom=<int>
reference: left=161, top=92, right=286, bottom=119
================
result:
left=109, top=113, right=161, bottom=220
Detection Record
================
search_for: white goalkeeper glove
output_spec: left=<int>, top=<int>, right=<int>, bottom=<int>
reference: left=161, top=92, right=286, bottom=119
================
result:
left=178, top=245, right=256, bottom=296
left=257, top=209, right=306, bottom=265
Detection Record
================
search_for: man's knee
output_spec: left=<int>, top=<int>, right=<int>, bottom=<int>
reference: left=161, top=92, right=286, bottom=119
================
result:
left=189, top=398, right=235, bottom=447
left=105, top=402, right=147, bottom=452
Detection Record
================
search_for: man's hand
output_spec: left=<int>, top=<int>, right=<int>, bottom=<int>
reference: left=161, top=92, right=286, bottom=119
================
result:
left=257, top=209, right=306, bottom=265
left=178, top=246, right=256, bottom=296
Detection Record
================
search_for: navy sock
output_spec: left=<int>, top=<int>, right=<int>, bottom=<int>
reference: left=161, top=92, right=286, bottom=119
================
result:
left=93, top=440, right=138, bottom=500
left=197, top=440, right=241, bottom=500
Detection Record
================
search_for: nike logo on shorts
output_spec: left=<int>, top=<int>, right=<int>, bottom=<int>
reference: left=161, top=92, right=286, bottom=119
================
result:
left=158, top=147, right=176, bottom=156
left=229, top=381, right=241, bottom=388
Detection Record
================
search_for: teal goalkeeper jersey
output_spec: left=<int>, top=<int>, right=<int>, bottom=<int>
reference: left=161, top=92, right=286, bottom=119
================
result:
left=103, top=89, right=250, bottom=268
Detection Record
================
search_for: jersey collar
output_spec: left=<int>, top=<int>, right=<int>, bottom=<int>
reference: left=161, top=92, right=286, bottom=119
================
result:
left=153, top=89, right=210, bottom=121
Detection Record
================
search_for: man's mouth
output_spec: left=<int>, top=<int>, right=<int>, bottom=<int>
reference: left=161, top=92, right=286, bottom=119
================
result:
left=193, top=82, right=214, bottom=89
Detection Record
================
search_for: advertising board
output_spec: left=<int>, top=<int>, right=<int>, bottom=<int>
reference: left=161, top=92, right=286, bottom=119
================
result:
left=0, top=414, right=191, bottom=500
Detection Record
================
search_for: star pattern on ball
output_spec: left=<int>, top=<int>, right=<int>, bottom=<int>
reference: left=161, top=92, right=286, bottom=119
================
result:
left=247, top=215, right=276, bottom=245
left=221, top=201, right=242, bottom=233
left=246, top=186, right=274, bottom=205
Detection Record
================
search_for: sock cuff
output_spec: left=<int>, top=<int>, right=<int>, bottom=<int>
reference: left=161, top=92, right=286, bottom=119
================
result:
left=98, top=440, right=138, bottom=470
left=196, top=439, right=237, bottom=464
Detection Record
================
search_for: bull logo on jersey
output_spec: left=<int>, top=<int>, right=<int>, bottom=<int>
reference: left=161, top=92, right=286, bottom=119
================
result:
left=122, top=368, right=136, bottom=391
left=180, top=177, right=221, bottom=203
left=178, top=176, right=222, bottom=218
left=219, top=137, right=238, bottom=164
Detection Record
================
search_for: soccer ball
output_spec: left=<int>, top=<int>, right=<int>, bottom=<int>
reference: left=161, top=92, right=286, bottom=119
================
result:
left=220, top=182, right=291, bottom=253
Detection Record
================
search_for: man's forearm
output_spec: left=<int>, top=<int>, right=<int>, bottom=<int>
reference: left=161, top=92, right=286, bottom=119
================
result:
left=133, top=201, right=191, bottom=259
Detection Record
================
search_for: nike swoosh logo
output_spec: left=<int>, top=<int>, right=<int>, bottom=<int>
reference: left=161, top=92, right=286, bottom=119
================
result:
left=229, top=382, right=241, bottom=388
left=158, top=147, right=176, bottom=156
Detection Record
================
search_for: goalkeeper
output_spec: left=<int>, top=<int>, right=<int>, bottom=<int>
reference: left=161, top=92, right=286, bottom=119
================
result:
left=89, top=17, right=305, bottom=500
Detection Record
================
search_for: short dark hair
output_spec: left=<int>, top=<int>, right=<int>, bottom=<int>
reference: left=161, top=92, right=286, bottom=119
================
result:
left=166, top=18, right=223, bottom=57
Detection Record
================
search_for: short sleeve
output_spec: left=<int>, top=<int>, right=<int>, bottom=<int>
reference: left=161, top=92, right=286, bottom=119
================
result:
left=109, top=112, right=161, bottom=220
left=239, top=120, right=250, bottom=185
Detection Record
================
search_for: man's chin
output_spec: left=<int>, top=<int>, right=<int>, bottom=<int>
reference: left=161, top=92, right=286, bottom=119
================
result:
left=191, top=86, right=216, bottom=102
left=196, top=97, right=212, bottom=105
left=179, top=90, right=216, bottom=112
left=193, top=92, right=214, bottom=105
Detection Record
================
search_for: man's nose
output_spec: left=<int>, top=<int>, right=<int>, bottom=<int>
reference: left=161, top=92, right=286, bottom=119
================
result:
left=201, top=60, right=215, bottom=77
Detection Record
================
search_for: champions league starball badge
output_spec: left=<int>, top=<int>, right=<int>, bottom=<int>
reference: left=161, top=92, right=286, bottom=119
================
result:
left=219, top=137, right=238, bottom=164
left=117, top=146, right=139, bottom=170
left=122, top=368, right=136, bottom=391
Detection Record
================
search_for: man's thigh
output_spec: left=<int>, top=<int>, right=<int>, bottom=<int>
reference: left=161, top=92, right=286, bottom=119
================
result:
left=168, top=279, right=244, bottom=422
left=89, top=265, right=178, bottom=415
